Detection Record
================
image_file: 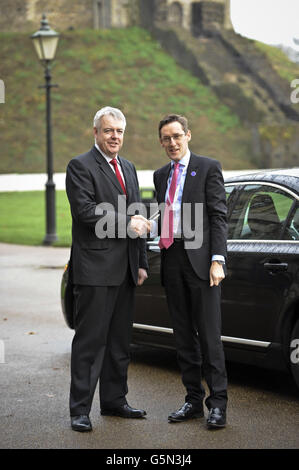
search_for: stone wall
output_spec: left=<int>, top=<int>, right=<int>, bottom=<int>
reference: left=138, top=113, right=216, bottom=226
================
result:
left=0, top=0, right=136, bottom=32
left=0, top=0, right=232, bottom=32
left=152, top=0, right=232, bottom=32
left=0, top=0, right=93, bottom=31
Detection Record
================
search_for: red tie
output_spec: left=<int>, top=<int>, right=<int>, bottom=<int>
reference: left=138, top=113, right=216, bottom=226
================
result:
left=109, top=158, right=127, bottom=196
left=159, top=162, right=180, bottom=250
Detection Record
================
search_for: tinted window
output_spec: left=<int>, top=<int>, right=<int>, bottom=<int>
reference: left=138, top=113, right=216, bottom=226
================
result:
left=225, top=185, right=236, bottom=200
left=284, top=203, right=299, bottom=240
left=225, top=184, right=239, bottom=213
left=228, top=184, right=294, bottom=240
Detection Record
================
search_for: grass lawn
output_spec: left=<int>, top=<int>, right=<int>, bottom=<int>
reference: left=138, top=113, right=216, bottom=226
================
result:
left=0, top=191, right=72, bottom=247
left=0, top=27, right=253, bottom=173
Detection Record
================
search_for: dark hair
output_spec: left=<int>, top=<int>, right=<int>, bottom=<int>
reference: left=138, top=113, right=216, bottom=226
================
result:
left=158, top=114, right=189, bottom=138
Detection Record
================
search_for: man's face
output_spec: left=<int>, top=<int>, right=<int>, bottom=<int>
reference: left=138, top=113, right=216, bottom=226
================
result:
left=94, top=115, right=125, bottom=158
left=160, top=121, right=191, bottom=162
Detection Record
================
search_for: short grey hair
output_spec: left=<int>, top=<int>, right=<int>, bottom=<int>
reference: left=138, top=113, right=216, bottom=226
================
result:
left=93, top=106, right=126, bottom=130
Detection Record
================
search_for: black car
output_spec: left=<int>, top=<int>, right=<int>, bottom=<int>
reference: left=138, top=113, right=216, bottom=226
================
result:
left=132, top=168, right=299, bottom=390
left=61, top=168, right=299, bottom=390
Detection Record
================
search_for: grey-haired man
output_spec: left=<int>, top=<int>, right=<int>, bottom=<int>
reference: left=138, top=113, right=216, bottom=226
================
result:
left=66, top=107, right=148, bottom=432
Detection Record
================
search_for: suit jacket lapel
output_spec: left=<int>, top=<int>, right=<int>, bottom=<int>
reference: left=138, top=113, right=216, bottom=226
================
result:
left=158, top=163, right=171, bottom=202
left=92, top=146, right=126, bottom=196
left=119, top=157, right=134, bottom=202
left=182, top=152, right=201, bottom=202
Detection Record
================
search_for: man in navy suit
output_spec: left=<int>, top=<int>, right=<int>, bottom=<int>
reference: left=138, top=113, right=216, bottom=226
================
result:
left=66, top=107, right=148, bottom=432
left=153, top=114, right=228, bottom=429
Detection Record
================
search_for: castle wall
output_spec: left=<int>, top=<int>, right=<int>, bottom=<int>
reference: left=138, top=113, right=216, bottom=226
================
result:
left=157, top=0, right=232, bottom=31
left=0, top=0, right=93, bottom=31
left=0, top=0, right=232, bottom=32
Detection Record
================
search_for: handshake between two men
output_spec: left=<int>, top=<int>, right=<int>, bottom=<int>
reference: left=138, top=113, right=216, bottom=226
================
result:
left=130, top=214, right=153, bottom=238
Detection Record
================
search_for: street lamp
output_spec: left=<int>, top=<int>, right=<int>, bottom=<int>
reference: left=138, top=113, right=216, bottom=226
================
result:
left=31, top=14, right=59, bottom=245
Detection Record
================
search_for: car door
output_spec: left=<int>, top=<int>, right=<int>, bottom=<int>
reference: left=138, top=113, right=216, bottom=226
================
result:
left=134, top=239, right=170, bottom=328
left=222, top=182, right=298, bottom=345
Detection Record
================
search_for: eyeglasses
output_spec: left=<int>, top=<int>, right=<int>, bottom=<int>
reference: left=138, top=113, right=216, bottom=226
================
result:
left=161, top=133, right=186, bottom=144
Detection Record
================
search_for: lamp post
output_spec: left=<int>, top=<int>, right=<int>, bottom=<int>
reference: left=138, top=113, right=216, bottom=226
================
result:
left=31, top=14, right=59, bottom=245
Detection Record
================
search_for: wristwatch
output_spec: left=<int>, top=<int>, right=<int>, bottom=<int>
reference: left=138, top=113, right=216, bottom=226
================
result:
left=215, top=260, right=225, bottom=265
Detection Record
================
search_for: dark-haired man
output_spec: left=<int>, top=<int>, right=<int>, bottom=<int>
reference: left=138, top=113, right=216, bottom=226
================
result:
left=153, top=114, right=228, bottom=429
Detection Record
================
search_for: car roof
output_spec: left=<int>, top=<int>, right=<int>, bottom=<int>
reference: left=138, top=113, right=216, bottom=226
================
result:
left=224, top=167, right=299, bottom=196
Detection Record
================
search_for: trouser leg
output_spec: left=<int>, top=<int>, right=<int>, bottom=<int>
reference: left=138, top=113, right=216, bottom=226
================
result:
left=99, top=273, right=135, bottom=409
left=69, top=273, right=135, bottom=416
left=189, top=278, right=228, bottom=410
left=163, top=243, right=227, bottom=410
left=163, top=244, right=206, bottom=407
left=69, top=284, right=113, bottom=416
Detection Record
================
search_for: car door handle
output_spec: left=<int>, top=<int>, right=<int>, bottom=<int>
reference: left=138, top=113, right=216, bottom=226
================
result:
left=264, top=262, right=288, bottom=273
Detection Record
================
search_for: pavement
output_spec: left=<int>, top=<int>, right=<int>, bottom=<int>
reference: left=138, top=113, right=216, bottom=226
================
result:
left=0, top=172, right=154, bottom=192
left=0, top=242, right=299, bottom=452
left=0, top=170, right=258, bottom=192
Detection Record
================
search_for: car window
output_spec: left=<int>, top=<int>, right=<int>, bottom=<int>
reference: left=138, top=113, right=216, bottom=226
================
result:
left=225, top=185, right=236, bottom=200
left=283, top=203, right=299, bottom=241
left=225, top=184, right=239, bottom=214
left=228, top=184, right=295, bottom=240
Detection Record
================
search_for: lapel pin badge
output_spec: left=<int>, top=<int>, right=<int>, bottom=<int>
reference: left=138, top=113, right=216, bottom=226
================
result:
left=191, top=171, right=196, bottom=176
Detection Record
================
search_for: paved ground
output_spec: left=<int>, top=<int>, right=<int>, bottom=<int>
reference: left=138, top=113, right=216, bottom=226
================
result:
left=0, top=243, right=298, bottom=452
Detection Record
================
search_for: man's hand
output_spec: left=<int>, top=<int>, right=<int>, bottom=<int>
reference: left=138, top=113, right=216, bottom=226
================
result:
left=137, top=268, right=148, bottom=286
left=209, top=261, right=225, bottom=287
left=130, top=215, right=151, bottom=237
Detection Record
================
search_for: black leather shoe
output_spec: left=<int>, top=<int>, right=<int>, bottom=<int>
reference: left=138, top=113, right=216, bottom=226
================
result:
left=101, top=404, right=146, bottom=419
left=168, top=402, right=204, bottom=422
left=71, top=415, right=92, bottom=432
left=206, top=408, right=226, bottom=429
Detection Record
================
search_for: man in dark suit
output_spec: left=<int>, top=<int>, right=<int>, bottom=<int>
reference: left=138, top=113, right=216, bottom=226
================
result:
left=153, top=114, right=228, bottom=429
left=66, top=106, right=148, bottom=432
